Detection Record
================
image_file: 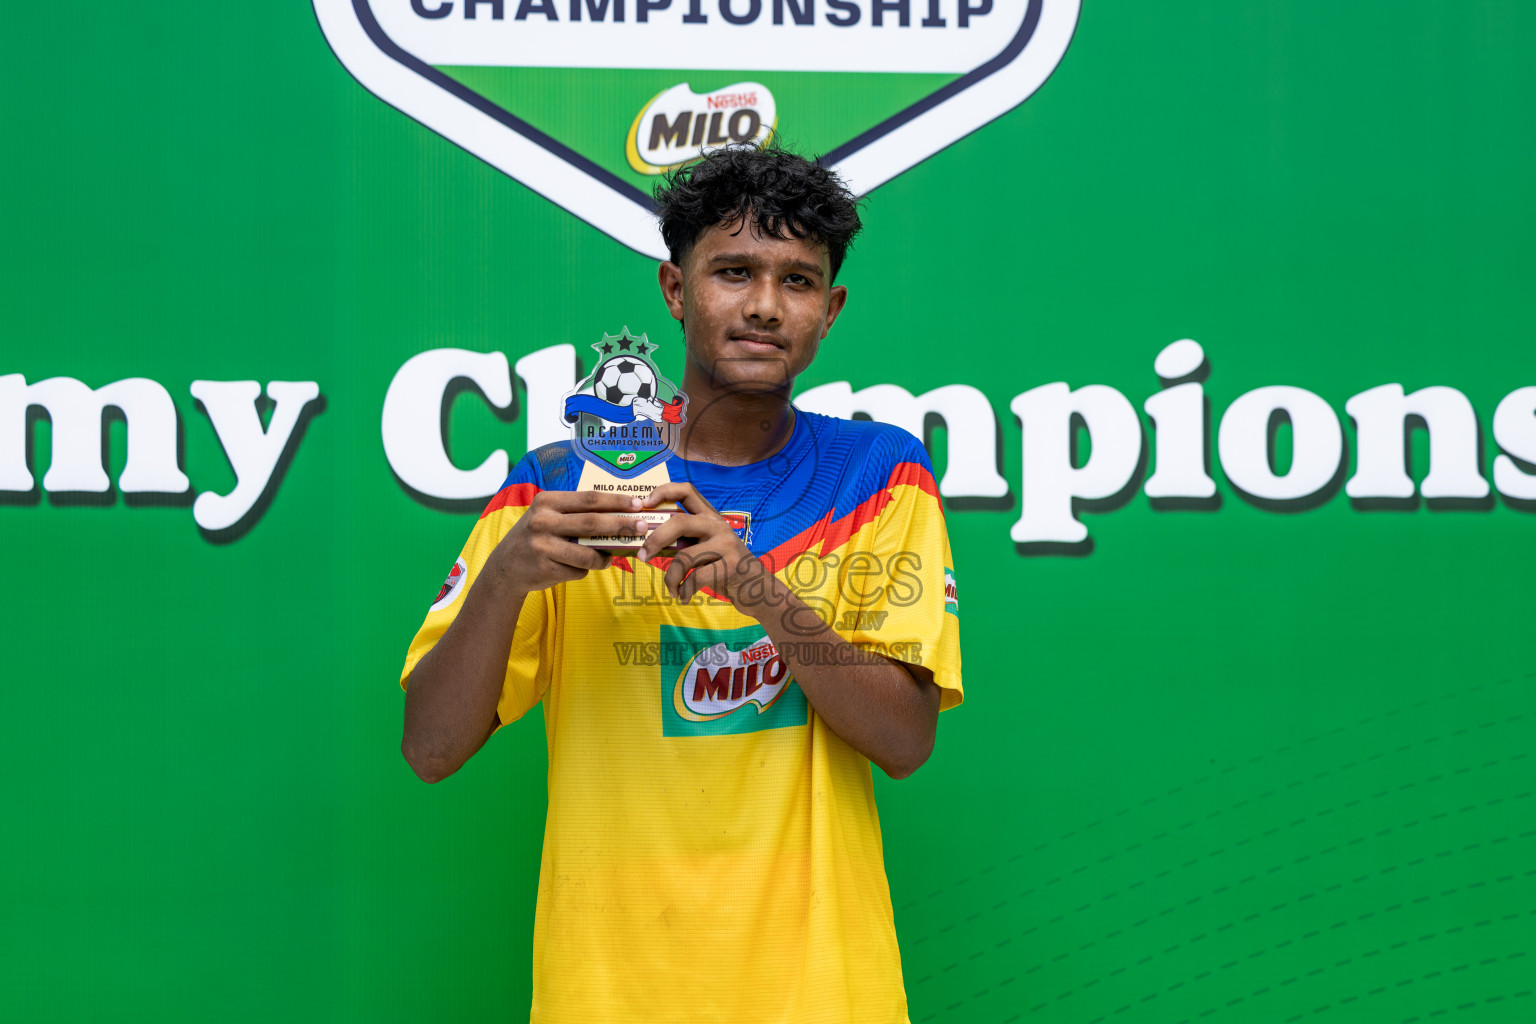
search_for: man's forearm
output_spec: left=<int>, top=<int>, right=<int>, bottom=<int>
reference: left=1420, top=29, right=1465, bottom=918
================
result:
left=740, top=576, right=940, bottom=779
left=401, top=491, right=640, bottom=782
left=401, top=570, right=529, bottom=783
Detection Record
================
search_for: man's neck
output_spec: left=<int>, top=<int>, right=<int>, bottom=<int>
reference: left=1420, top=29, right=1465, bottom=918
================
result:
left=677, top=367, right=797, bottom=467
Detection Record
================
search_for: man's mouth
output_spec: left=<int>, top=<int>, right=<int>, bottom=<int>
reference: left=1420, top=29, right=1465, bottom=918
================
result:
left=730, top=333, right=785, bottom=352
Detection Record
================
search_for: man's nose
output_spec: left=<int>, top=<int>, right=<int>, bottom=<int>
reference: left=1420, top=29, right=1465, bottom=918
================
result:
left=742, top=276, right=782, bottom=323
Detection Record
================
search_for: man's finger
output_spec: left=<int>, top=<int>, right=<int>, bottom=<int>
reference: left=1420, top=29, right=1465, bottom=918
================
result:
left=540, top=512, right=649, bottom=539
left=538, top=490, right=644, bottom=513
left=665, top=549, right=720, bottom=602
left=641, top=482, right=717, bottom=516
left=637, top=513, right=720, bottom=562
left=546, top=538, right=614, bottom=573
left=676, top=563, right=711, bottom=604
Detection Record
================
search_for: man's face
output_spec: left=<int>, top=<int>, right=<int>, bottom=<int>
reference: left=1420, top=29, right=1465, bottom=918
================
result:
left=659, top=217, right=848, bottom=395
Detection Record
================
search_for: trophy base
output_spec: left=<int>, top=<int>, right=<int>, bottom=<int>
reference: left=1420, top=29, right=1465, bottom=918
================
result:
left=573, top=462, right=686, bottom=556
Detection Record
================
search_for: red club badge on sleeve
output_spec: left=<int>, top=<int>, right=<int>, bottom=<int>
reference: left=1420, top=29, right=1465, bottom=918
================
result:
left=431, top=558, right=468, bottom=612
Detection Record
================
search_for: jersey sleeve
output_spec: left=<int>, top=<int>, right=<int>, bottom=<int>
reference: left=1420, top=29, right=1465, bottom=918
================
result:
left=828, top=431, right=964, bottom=711
left=398, top=453, right=554, bottom=730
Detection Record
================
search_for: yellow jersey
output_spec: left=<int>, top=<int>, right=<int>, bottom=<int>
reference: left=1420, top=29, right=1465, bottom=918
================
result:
left=402, top=411, right=963, bottom=1022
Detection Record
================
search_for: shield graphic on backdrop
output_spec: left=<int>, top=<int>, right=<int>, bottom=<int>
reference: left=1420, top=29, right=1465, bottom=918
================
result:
left=313, top=0, right=1078, bottom=258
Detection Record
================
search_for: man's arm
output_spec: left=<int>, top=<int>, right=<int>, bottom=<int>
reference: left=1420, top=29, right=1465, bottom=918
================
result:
left=744, top=581, right=940, bottom=779
left=637, top=483, right=941, bottom=779
left=402, top=570, right=533, bottom=783
left=401, top=491, right=640, bottom=783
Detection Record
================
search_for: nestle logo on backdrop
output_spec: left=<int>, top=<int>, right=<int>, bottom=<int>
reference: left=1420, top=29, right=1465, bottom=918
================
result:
left=707, top=92, right=757, bottom=110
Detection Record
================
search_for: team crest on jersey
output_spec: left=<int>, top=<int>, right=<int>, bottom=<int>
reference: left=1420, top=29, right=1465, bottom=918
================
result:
left=720, top=510, right=751, bottom=545
left=562, top=328, right=687, bottom=479
left=431, top=557, right=468, bottom=611
left=660, top=624, right=808, bottom=737
left=313, top=0, right=1079, bottom=258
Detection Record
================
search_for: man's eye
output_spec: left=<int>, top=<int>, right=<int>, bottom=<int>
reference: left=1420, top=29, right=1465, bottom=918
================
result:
left=722, top=266, right=749, bottom=277
left=786, top=274, right=809, bottom=285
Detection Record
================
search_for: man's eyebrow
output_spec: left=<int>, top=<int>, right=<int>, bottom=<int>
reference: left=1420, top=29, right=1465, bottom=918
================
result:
left=706, top=252, right=825, bottom=278
left=707, top=252, right=759, bottom=267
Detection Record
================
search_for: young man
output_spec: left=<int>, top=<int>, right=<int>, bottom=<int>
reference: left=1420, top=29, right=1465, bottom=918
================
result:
left=399, top=146, right=963, bottom=1022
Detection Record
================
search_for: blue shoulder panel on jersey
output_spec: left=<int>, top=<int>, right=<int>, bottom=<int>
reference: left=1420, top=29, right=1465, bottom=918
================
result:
left=491, top=413, right=935, bottom=554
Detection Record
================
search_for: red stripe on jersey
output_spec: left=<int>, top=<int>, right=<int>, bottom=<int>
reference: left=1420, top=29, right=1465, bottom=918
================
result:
left=887, top=460, right=940, bottom=500
left=480, top=482, right=541, bottom=519
left=759, top=461, right=940, bottom=568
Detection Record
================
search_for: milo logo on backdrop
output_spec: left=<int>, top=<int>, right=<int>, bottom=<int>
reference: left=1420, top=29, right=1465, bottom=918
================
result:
left=627, top=82, right=776, bottom=175
left=313, top=0, right=1079, bottom=256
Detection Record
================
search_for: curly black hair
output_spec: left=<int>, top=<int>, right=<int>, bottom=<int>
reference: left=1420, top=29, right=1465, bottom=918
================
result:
left=654, top=145, right=863, bottom=281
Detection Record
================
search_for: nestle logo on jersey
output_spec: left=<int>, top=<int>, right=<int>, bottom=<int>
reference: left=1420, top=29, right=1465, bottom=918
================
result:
left=659, top=624, right=809, bottom=737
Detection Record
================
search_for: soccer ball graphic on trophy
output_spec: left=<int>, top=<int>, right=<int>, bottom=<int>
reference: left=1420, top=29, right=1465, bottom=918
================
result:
left=563, top=328, right=686, bottom=446
left=597, top=358, right=656, bottom=406
left=595, top=356, right=667, bottom=422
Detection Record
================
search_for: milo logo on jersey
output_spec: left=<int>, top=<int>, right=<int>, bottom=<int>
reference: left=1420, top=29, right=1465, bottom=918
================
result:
left=660, top=624, right=808, bottom=737
left=315, top=0, right=1079, bottom=257
left=562, top=328, right=687, bottom=477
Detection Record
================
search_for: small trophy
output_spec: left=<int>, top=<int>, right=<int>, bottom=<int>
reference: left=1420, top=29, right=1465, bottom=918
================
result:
left=561, top=327, right=689, bottom=554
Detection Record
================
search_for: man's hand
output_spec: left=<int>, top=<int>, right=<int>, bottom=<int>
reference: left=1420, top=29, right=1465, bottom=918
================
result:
left=636, top=482, right=939, bottom=779
left=489, top=489, right=646, bottom=594
left=401, top=489, right=642, bottom=783
left=635, top=483, right=769, bottom=605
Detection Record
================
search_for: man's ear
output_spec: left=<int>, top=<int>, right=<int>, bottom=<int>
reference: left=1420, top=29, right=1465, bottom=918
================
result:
left=658, top=261, right=686, bottom=323
left=821, top=284, right=849, bottom=339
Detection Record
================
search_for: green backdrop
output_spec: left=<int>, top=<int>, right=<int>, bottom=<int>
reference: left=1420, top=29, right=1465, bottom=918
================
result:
left=2, top=3, right=1532, bottom=1022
